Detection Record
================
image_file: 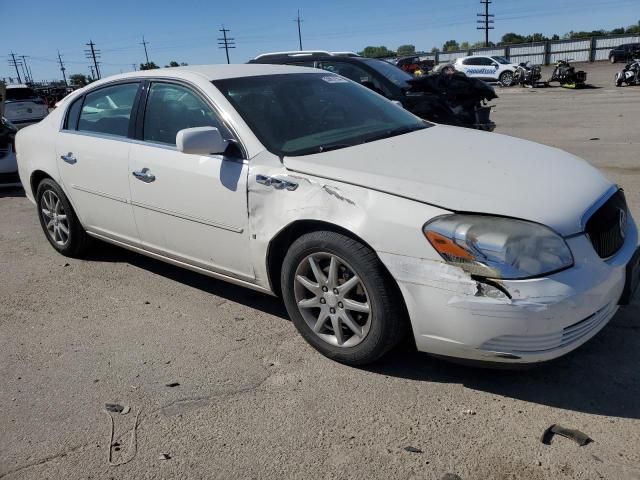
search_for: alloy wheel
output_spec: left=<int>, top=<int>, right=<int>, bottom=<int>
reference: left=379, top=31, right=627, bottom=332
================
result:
left=293, top=252, right=372, bottom=348
left=501, top=71, right=514, bottom=86
left=40, top=190, right=70, bottom=247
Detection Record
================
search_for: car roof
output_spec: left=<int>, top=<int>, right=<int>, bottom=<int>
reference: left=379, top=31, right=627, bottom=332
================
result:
left=88, top=64, right=321, bottom=85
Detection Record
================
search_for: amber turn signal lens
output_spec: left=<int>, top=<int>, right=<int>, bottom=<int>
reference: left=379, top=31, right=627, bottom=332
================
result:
left=424, top=231, right=474, bottom=261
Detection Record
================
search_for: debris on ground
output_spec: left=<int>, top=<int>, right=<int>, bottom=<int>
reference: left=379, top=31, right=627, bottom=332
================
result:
left=165, top=382, right=180, bottom=387
left=120, top=405, right=131, bottom=415
left=104, top=403, right=125, bottom=413
left=158, top=453, right=171, bottom=460
left=441, top=474, right=463, bottom=480
left=541, top=424, right=592, bottom=446
left=403, top=446, right=423, bottom=453
left=589, top=137, right=600, bottom=141
left=462, top=409, right=476, bottom=415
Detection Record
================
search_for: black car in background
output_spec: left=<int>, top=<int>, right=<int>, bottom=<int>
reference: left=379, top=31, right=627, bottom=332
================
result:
left=249, top=51, right=496, bottom=130
left=609, top=43, right=640, bottom=63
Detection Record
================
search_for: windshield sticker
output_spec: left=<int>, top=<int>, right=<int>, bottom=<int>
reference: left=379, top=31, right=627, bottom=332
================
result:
left=322, top=76, right=348, bottom=84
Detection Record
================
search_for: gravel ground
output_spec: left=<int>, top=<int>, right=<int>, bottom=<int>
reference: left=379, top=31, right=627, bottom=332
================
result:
left=1, top=61, right=639, bottom=480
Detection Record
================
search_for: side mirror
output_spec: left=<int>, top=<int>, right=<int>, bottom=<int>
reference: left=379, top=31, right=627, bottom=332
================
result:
left=176, top=126, right=227, bottom=155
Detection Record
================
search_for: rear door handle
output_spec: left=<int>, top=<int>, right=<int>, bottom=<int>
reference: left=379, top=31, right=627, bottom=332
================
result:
left=60, top=152, right=77, bottom=164
left=132, top=168, right=156, bottom=183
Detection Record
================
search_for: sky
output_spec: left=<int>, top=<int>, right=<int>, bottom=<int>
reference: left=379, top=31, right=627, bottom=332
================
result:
left=2, top=0, right=639, bottom=82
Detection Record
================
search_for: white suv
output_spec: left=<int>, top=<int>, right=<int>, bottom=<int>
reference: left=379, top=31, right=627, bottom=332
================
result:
left=454, top=56, right=518, bottom=86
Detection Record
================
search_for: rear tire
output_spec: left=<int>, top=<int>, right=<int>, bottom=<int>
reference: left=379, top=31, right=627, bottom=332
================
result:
left=281, top=231, right=407, bottom=366
left=610, top=56, right=616, bottom=64
left=36, top=178, right=91, bottom=257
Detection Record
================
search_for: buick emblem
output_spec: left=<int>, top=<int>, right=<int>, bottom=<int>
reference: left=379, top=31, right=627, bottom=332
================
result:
left=619, top=209, right=627, bottom=238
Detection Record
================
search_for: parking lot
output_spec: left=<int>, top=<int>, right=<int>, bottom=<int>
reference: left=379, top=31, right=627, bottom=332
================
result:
left=1, top=61, right=639, bottom=480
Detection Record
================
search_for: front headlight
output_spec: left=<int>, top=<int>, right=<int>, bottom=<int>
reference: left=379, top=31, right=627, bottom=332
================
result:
left=423, top=214, right=573, bottom=279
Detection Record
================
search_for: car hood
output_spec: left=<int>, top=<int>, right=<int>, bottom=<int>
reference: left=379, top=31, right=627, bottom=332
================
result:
left=283, top=125, right=613, bottom=236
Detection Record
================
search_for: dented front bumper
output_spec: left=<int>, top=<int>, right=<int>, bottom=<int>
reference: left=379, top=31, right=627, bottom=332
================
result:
left=380, top=221, right=639, bottom=364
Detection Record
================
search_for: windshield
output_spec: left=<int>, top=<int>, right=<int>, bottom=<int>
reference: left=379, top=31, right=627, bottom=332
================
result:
left=359, top=58, right=414, bottom=88
left=213, top=73, right=430, bottom=157
left=491, top=56, right=511, bottom=65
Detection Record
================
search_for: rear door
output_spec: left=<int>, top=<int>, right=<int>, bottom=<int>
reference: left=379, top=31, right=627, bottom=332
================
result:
left=461, top=57, right=498, bottom=80
left=127, top=80, right=252, bottom=279
left=56, top=81, right=141, bottom=244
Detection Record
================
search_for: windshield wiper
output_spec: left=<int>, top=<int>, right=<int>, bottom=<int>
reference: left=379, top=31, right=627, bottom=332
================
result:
left=363, top=124, right=426, bottom=144
left=290, top=143, right=356, bottom=156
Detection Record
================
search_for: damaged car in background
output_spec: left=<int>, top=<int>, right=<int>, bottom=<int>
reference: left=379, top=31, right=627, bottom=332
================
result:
left=15, top=65, right=640, bottom=366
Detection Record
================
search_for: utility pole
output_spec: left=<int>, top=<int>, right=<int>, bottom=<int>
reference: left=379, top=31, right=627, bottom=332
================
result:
left=85, top=40, right=101, bottom=79
left=89, top=65, right=95, bottom=81
left=8, top=52, right=22, bottom=83
left=57, top=50, right=68, bottom=86
left=19, top=56, right=32, bottom=83
left=132, top=63, right=138, bottom=71
left=294, top=10, right=303, bottom=51
left=217, top=26, right=235, bottom=64
left=477, top=0, right=494, bottom=47
left=141, top=35, right=150, bottom=65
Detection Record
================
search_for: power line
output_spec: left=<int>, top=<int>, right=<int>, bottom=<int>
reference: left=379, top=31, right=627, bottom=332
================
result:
left=294, top=9, right=304, bottom=50
left=57, top=50, right=67, bottom=86
left=217, top=26, right=235, bottom=64
left=141, top=35, right=150, bottom=65
left=19, top=56, right=33, bottom=83
left=8, top=52, right=22, bottom=83
left=477, top=0, right=495, bottom=47
left=84, top=40, right=101, bottom=79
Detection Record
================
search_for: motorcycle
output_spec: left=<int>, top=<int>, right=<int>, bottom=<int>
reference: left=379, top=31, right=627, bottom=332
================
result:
left=406, top=71, right=497, bottom=131
left=614, top=52, right=640, bottom=87
left=513, top=62, right=543, bottom=88
left=548, top=59, right=587, bottom=88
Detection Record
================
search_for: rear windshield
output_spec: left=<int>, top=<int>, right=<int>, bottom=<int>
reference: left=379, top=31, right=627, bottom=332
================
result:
left=6, top=87, right=38, bottom=101
left=213, top=73, right=429, bottom=157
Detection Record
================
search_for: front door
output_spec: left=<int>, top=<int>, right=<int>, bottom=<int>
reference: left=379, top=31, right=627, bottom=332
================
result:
left=128, top=81, right=253, bottom=279
left=56, top=81, right=140, bottom=244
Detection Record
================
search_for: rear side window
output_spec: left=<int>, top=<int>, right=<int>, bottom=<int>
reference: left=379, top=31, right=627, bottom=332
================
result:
left=77, top=83, right=139, bottom=138
left=64, top=96, right=83, bottom=130
left=142, top=82, right=228, bottom=146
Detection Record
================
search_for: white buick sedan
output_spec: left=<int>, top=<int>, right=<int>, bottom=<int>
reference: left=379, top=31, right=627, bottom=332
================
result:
left=16, top=65, right=639, bottom=366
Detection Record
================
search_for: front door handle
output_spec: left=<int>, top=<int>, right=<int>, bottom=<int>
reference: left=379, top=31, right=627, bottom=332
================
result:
left=60, top=152, right=77, bottom=164
left=132, top=168, right=156, bottom=183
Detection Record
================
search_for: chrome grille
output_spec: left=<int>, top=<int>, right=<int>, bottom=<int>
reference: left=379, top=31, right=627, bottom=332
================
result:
left=585, top=189, right=628, bottom=258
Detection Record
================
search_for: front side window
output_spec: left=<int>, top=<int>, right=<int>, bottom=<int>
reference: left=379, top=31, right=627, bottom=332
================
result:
left=77, top=83, right=139, bottom=137
left=214, top=73, right=430, bottom=157
left=143, top=82, right=227, bottom=145
left=491, top=56, right=511, bottom=65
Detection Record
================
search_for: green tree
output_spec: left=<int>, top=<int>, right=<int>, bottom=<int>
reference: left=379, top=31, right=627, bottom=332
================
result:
left=459, top=41, right=471, bottom=51
left=442, top=40, right=460, bottom=51
left=69, top=74, right=90, bottom=86
left=166, top=61, right=180, bottom=67
left=357, top=46, right=396, bottom=58
left=500, top=33, right=527, bottom=45
left=396, top=44, right=416, bottom=56
left=139, top=61, right=159, bottom=70
left=626, top=21, right=640, bottom=34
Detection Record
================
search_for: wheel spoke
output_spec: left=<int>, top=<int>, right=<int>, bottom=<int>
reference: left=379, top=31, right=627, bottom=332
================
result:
left=298, top=297, right=320, bottom=309
left=331, top=316, right=344, bottom=345
left=56, top=214, right=67, bottom=221
left=58, top=223, right=69, bottom=235
left=343, top=298, right=370, bottom=313
left=46, top=219, right=54, bottom=230
left=340, top=311, right=363, bottom=338
left=313, top=311, right=329, bottom=333
left=41, top=208, right=53, bottom=218
left=338, top=275, right=359, bottom=295
left=296, top=275, right=321, bottom=295
left=308, top=256, right=327, bottom=285
left=327, top=256, right=339, bottom=288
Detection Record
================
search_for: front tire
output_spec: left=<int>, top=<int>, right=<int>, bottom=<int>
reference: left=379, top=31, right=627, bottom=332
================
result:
left=36, top=178, right=91, bottom=257
left=610, top=56, right=616, bottom=64
left=499, top=71, right=514, bottom=87
left=281, top=231, right=407, bottom=366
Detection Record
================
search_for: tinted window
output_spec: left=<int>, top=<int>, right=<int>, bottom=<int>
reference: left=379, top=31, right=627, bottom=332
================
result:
left=6, top=87, right=38, bottom=101
left=214, top=73, right=429, bottom=157
left=463, top=57, right=481, bottom=65
left=77, top=83, right=139, bottom=137
left=360, top=58, right=413, bottom=88
left=64, top=96, right=83, bottom=130
left=143, top=83, right=227, bottom=145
